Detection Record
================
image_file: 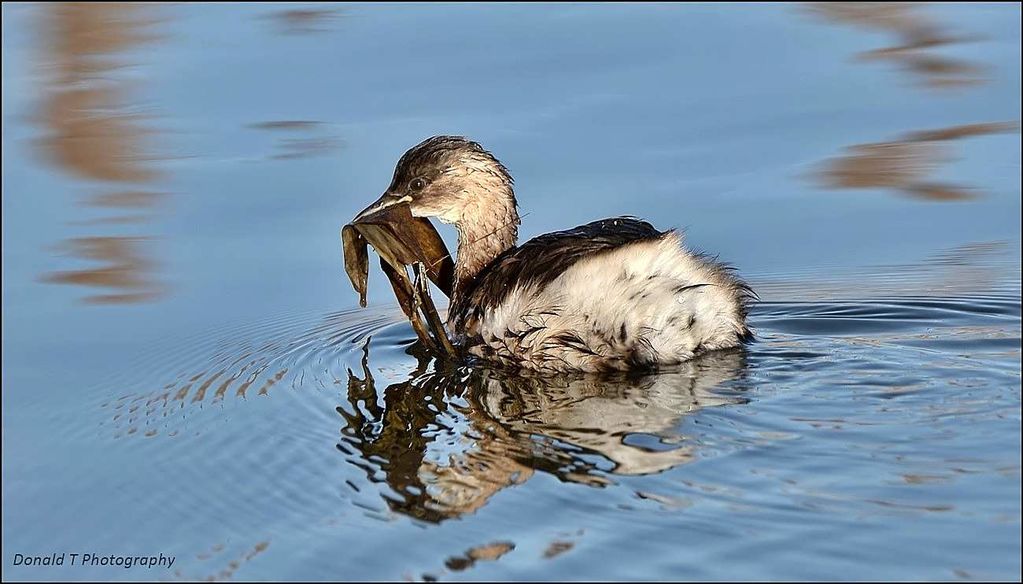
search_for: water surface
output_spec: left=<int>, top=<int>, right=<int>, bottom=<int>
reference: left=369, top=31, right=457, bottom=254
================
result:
left=2, top=3, right=1020, bottom=581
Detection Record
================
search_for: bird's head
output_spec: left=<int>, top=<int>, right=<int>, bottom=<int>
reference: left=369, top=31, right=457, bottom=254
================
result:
left=355, top=135, right=516, bottom=227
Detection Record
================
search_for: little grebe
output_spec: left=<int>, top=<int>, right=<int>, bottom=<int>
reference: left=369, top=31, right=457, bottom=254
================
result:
left=356, top=136, right=754, bottom=373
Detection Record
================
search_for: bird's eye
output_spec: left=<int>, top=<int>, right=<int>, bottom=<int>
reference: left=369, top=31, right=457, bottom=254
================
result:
left=409, top=178, right=427, bottom=192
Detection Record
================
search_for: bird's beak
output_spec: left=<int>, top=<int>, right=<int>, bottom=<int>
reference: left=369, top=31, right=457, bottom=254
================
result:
left=353, top=192, right=412, bottom=224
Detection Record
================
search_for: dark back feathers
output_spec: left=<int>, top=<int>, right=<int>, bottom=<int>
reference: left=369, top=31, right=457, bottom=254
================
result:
left=451, top=217, right=665, bottom=329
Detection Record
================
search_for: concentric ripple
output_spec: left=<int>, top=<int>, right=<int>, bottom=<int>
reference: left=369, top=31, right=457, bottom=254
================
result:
left=98, top=305, right=411, bottom=439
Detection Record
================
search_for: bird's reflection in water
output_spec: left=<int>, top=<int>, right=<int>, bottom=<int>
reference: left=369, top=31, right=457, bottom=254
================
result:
left=337, top=344, right=749, bottom=523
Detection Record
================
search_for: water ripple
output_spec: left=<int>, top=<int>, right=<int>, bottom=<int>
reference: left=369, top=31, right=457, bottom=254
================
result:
left=72, top=281, right=1019, bottom=540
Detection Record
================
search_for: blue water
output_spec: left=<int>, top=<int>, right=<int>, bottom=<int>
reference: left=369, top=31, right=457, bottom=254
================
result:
left=2, top=3, right=1020, bottom=581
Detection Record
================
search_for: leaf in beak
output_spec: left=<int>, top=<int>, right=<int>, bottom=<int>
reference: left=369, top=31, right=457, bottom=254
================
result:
left=341, top=202, right=457, bottom=359
left=344, top=203, right=454, bottom=298
left=341, top=224, right=370, bottom=307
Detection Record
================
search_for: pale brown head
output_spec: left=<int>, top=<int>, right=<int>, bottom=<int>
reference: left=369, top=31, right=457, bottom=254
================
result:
left=356, top=135, right=517, bottom=228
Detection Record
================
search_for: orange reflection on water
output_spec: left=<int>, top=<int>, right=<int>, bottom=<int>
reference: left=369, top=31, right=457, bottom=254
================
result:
left=36, top=3, right=168, bottom=304
left=804, top=2, right=985, bottom=89
left=815, top=122, right=1020, bottom=201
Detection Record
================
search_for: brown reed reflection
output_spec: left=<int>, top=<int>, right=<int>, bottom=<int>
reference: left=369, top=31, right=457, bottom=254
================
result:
left=172, top=540, right=270, bottom=581
left=338, top=346, right=749, bottom=523
left=444, top=541, right=516, bottom=572
left=264, top=7, right=342, bottom=35
left=248, top=120, right=343, bottom=160
left=803, top=2, right=985, bottom=89
left=36, top=3, right=168, bottom=304
left=543, top=539, right=576, bottom=560
left=814, top=122, right=1019, bottom=201
left=41, top=236, right=164, bottom=304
